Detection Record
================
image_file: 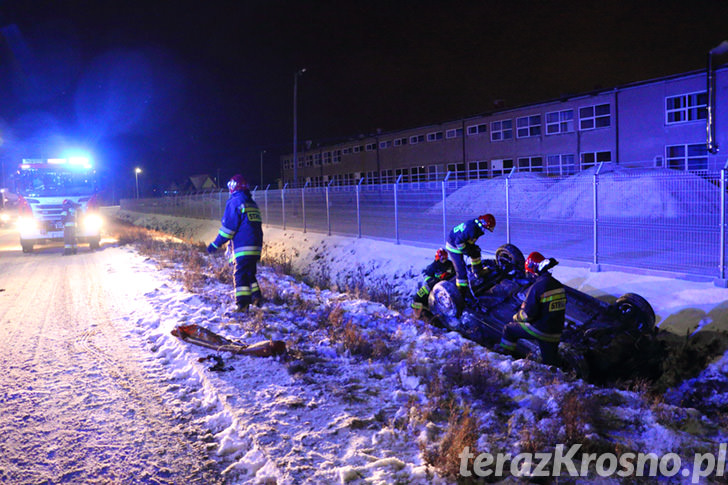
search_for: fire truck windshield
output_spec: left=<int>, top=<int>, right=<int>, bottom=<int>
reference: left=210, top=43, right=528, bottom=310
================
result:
left=16, top=167, right=96, bottom=197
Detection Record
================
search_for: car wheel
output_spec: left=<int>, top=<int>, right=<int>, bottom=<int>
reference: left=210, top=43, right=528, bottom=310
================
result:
left=558, top=343, right=590, bottom=380
left=614, top=293, right=656, bottom=334
left=495, top=243, right=525, bottom=275
left=428, top=280, right=464, bottom=330
left=21, top=241, right=34, bottom=253
left=89, top=237, right=101, bottom=250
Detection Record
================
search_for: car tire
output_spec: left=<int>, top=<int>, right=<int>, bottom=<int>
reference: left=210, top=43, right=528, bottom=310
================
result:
left=614, top=293, right=656, bottom=334
left=428, top=280, right=464, bottom=330
left=21, top=241, right=34, bottom=253
left=89, top=237, right=101, bottom=251
left=495, top=243, right=525, bottom=275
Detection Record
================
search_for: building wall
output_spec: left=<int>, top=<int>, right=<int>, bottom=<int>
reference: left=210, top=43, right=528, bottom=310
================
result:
left=282, top=67, right=728, bottom=186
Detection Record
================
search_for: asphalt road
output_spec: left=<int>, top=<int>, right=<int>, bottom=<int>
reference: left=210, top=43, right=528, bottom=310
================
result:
left=0, top=227, right=223, bottom=484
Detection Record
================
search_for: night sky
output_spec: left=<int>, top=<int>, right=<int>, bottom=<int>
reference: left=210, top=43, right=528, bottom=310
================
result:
left=1, top=0, right=727, bottom=196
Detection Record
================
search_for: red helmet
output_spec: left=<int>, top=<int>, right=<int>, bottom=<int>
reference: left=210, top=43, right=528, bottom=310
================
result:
left=476, top=213, right=496, bottom=232
left=227, top=174, right=248, bottom=193
left=525, top=251, right=547, bottom=275
left=62, top=199, right=71, bottom=206
left=435, top=248, right=448, bottom=262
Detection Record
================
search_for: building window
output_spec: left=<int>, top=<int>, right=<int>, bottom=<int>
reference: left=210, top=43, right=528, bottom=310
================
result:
left=466, top=123, right=488, bottom=136
left=395, top=168, right=410, bottom=183
left=333, top=150, right=341, bottom=163
left=379, top=140, right=391, bottom=149
left=411, top=165, right=427, bottom=182
left=305, top=155, right=312, bottom=167
left=342, top=147, right=352, bottom=154
left=427, top=131, right=444, bottom=142
left=447, top=162, right=466, bottom=179
left=393, top=137, right=407, bottom=146
left=580, top=151, right=611, bottom=170
left=314, top=153, right=321, bottom=166
left=409, top=134, right=425, bottom=144
left=468, top=160, right=489, bottom=179
left=546, top=109, right=574, bottom=135
left=516, top=115, right=542, bottom=138
left=546, top=154, right=576, bottom=176
left=579, top=104, right=611, bottom=130
left=445, top=128, right=463, bottom=139
left=365, top=143, right=376, bottom=151
left=666, top=144, right=708, bottom=171
left=666, top=92, right=708, bottom=124
left=517, top=156, right=543, bottom=172
left=490, top=159, right=513, bottom=176
left=380, top=169, right=394, bottom=184
left=491, top=120, right=513, bottom=141
left=427, top=165, right=440, bottom=181
left=353, top=145, right=363, bottom=153
left=323, top=152, right=332, bottom=165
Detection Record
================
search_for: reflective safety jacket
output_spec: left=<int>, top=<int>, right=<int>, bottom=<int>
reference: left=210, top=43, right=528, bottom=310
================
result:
left=513, top=272, right=567, bottom=339
left=210, top=190, right=263, bottom=261
left=445, top=219, right=484, bottom=254
left=422, top=259, right=456, bottom=285
left=61, top=204, right=79, bottom=228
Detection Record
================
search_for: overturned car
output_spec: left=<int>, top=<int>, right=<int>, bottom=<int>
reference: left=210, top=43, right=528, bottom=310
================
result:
left=427, top=244, right=663, bottom=382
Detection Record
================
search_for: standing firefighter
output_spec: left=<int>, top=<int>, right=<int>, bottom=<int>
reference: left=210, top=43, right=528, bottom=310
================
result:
left=207, top=175, right=263, bottom=312
left=411, top=248, right=455, bottom=318
left=499, top=252, right=566, bottom=366
left=445, top=214, right=495, bottom=303
left=61, top=199, right=80, bottom=255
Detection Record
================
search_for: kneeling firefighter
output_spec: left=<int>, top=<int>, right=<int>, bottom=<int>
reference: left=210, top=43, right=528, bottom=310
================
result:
left=499, top=251, right=566, bottom=366
left=411, top=248, right=455, bottom=317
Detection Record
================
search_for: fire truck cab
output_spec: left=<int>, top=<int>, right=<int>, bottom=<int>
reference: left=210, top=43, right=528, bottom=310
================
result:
left=14, top=158, right=103, bottom=253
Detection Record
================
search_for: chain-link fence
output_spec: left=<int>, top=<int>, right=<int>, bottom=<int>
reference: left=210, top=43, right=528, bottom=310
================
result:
left=120, top=163, right=728, bottom=285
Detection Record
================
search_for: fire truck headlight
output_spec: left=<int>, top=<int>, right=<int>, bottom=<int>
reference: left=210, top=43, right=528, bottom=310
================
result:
left=83, top=213, right=103, bottom=232
left=0, top=213, right=9, bottom=223
left=17, top=216, right=38, bottom=233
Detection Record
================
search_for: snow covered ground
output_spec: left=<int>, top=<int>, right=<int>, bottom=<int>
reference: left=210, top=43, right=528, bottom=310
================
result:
left=108, top=208, right=728, bottom=484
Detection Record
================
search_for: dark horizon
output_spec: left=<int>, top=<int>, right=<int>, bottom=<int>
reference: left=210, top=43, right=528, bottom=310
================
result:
left=1, top=0, right=727, bottom=197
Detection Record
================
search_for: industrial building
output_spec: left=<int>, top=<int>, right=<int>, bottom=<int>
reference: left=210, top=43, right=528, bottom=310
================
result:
left=281, top=65, right=728, bottom=187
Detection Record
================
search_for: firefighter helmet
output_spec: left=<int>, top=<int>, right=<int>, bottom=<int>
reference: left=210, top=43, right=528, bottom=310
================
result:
left=525, top=251, right=548, bottom=275
left=227, top=174, right=248, bottom=193
left=475, top=213, right=496, bottom=232
left=62, top=199, right=71, bottom=207
left=435, top=248, right=448, bottom=262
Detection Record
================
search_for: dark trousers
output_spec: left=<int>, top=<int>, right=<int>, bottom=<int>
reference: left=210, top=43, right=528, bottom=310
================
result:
left=63, top=225, right=77, bottom=254
left=234, top=255, right=261, bottom=307
left=501, top=321, right=560, bottom=366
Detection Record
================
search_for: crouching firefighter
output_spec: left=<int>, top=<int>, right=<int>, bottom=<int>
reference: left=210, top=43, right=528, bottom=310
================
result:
left=207, top=174, right=263, bottom=312
left=499, top=252, right=565, bottom=366
left=411, top=248, right=455, bottom=318
left=61, top=199, right=80, bottom=255
left=445, top=214, right=495, bottom=304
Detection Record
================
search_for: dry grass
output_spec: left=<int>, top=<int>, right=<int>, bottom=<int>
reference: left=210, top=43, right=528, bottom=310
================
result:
left=422, top=403, right=481, bottom=480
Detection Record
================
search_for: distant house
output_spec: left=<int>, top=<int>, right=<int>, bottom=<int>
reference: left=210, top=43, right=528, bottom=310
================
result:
left=184, top=174, right=218, bottom=192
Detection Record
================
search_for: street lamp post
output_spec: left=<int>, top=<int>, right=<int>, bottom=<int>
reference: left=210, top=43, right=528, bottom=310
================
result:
left=260, top=150, right=266, bottom=187
left=708, top=41, right=728, bottom=154
left=134, top=167, right=142, bottom=199
left=293, top=68, right=306, bottom=187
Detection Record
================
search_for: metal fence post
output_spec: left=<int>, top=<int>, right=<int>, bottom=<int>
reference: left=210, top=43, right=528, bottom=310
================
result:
left=592, top=162, right=604, bottom=272
left=326, top=179, right=334, bottom=236
left=394, top=174, right=402, bottom=244
left=302, top=181, right=310, bottom=233
left=356, top=177, right=364, bottom=238
left=282, top=183, right=288, bottom=231
left=442, top=171, right=451, bottom=242
left=717, top=162, right=728, bottom=287
left=505, top=166, right=516, bottom=244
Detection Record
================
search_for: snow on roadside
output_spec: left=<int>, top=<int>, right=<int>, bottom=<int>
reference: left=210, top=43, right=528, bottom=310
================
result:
left=109, top=209, right=728, bottom=483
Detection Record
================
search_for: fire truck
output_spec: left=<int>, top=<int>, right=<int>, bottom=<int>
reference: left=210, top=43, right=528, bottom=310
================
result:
left=14, top=157, right=102, bottom=253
